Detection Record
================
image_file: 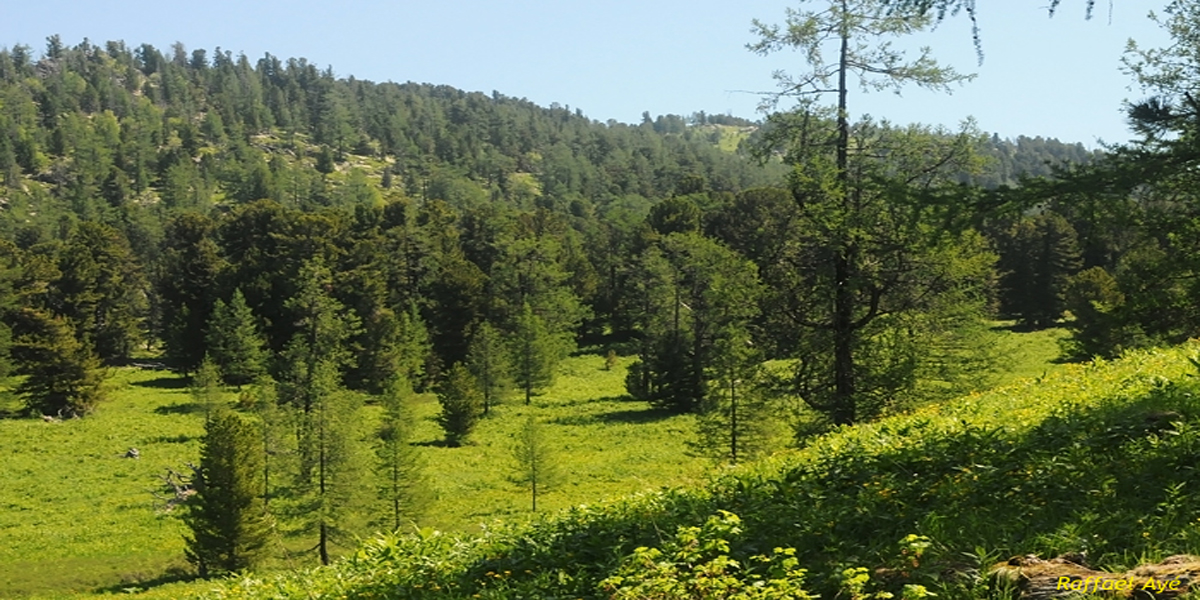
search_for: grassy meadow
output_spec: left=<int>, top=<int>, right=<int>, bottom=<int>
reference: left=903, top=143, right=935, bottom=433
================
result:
left=0, top=325, right=1073, bottom=598
left=0, top=353, right=713, bottom=599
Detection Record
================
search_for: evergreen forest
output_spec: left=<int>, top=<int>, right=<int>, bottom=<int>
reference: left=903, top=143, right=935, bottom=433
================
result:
left=5, top=0, right=1200, bottom=598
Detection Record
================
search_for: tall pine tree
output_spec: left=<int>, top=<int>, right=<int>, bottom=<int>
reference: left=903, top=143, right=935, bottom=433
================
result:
left=375, top=374, right=430, bottom=531
left=277, top=259, right=363, bottom=565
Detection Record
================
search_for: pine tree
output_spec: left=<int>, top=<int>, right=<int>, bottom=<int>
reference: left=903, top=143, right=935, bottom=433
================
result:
left=183, top=409, right=274, bottom=578
left=750, top=0, right=984, bottom=426
left=399, top=303, right=433, bottom=390
left=375, top=374, right=430, bottom=531
left=465, top=321, right=512, bottom=415
left=191, top=357, right=225, bottom=416
left=997, top=212, right=1082, bottom=328
left=693, top=325, right=773, bottom=464
left=510, top=416, right=560, bottom=512
left=206, top=289, right=269, bottom=388
left=437, top=363, right=483, bottom=447
left=13, top=309, right=107, bottom=417
left=277, top=259, right=363, bottom=565
left=512, top=302, right=559, bottom=405
left=53, top=221, right=148, bottom=363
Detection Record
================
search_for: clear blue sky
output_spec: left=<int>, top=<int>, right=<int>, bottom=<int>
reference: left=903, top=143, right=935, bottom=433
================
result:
left=0, top=0, right=1171, bottom=147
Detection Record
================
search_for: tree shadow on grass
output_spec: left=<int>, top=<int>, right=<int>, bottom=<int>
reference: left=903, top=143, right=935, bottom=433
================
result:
left=153, top=402, right=205, bottom=415
left=131, top=376, right=190, bottom=390
left=413, top=438, right=455, bottom=448
left=552, top=405, right=678, bottom=426
left=91, top=565, right=196, bottom=595
left=148, top=434, right=195, bottom=444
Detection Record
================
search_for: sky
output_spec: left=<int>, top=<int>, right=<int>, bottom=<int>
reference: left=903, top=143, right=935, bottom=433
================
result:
left=0, top=0, right=1174, bottom=148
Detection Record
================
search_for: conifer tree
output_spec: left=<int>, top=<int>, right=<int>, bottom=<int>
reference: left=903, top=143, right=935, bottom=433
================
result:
left=437, top=363, right=483, bottom=447
left=277, top=259, right=363, bottom=565
left=693, top=325, right=773, bottom=464
left=375, top=374, right=430, bottom=531
left=53, top=221, right=147, bottom=363
left=512, top=302, right=560, bottom=405
left=750, top=0, right=985, bottom=426
left=206, top=289, right=269, bottom=388
left=191, top=357, right=224, bottom=416
left=13, top=309, right=107, bottom=417
left=465, top=321, right=512, bottom=415
left=242, top=376, right=288, bottom=510
left=183, top=409, right=274, bottom=578
left=511, top=416, right=560, bottom=512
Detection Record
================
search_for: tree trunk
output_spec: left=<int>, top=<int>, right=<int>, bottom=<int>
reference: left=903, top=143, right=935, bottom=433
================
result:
left=831, top=0, right=857, bottom=427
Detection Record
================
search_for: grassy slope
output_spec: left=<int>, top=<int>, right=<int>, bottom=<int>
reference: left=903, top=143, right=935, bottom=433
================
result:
left=0, top=354, right=710, bottom=599
left=199, top=341, right=1200, bottom=600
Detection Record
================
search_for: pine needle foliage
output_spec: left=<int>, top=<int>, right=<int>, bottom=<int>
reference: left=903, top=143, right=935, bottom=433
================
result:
left=510, top=416, right=561, bottom=511
left=206, top=289, right=269, bottom=388
left=375, top=374, right=431, bottom=531
left=437, top=363, right=484, bottom=447
left=466, top=321, right=513, bottom=415
left=13, top=309, right=107, bottom=417
left=183, top=409, right=274, bottom=578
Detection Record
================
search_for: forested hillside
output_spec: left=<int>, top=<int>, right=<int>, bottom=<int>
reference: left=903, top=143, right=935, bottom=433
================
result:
left=1, top=7, right=1197, bottom=596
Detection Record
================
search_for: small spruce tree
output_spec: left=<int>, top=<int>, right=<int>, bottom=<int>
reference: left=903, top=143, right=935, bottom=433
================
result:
left=206, top=289, right=268, bottom=388
left=191, top=357, right=225, bottom=416
left=437, top=363, right=483, bottom=447
left=183, top=409, right=274, bottom=578
left=512, top=302, right=559, bottom=405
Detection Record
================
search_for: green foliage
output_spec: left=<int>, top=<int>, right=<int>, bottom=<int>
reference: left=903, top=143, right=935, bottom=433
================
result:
left=693, top=324, right=776, bottom=463
left=600, top=511, right=813, bottom=600
left=190, top=357, right=224, bottom=415
left=466, top=321, right=513, bottom=415
left=158, top=212, right=225, bottom=374
left=512, top=302, right=561, bottom=405
left=438, top=363, right=484, bottom=447
left=994, top=211, right=1082, bottom=327
left=1062, top=266, right=1145, bottom=359
left=629, top=233, right=762, bottom=413
left=53, top=221, right=148, bottom=363
left=205, top=289, right=268, bottom=388
left=183, top=409, right=274, bottom=578
left=375, top=375, right=430, bottom=531
left=276, top=259, right=366, bottom=565
left=510, top=416, right=560, bottom=511
left=13, top=309, right=107, bottom=417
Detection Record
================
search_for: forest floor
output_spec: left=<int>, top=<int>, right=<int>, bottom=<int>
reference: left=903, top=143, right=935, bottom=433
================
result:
left=0, top=325, right=1071, bottom=599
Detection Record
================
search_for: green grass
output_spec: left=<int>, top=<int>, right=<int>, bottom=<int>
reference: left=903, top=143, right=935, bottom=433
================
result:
left=401, top=353, right=709, bottom=531
left=0, top=354, right=711, bottom=598
left=196, top=342, right=1200, bottom=600
left=988, top=322, right=1071, bottom=387
left=0, top=326, right=1075, bottom=599
left=0, top=368, right=203, bottom=598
